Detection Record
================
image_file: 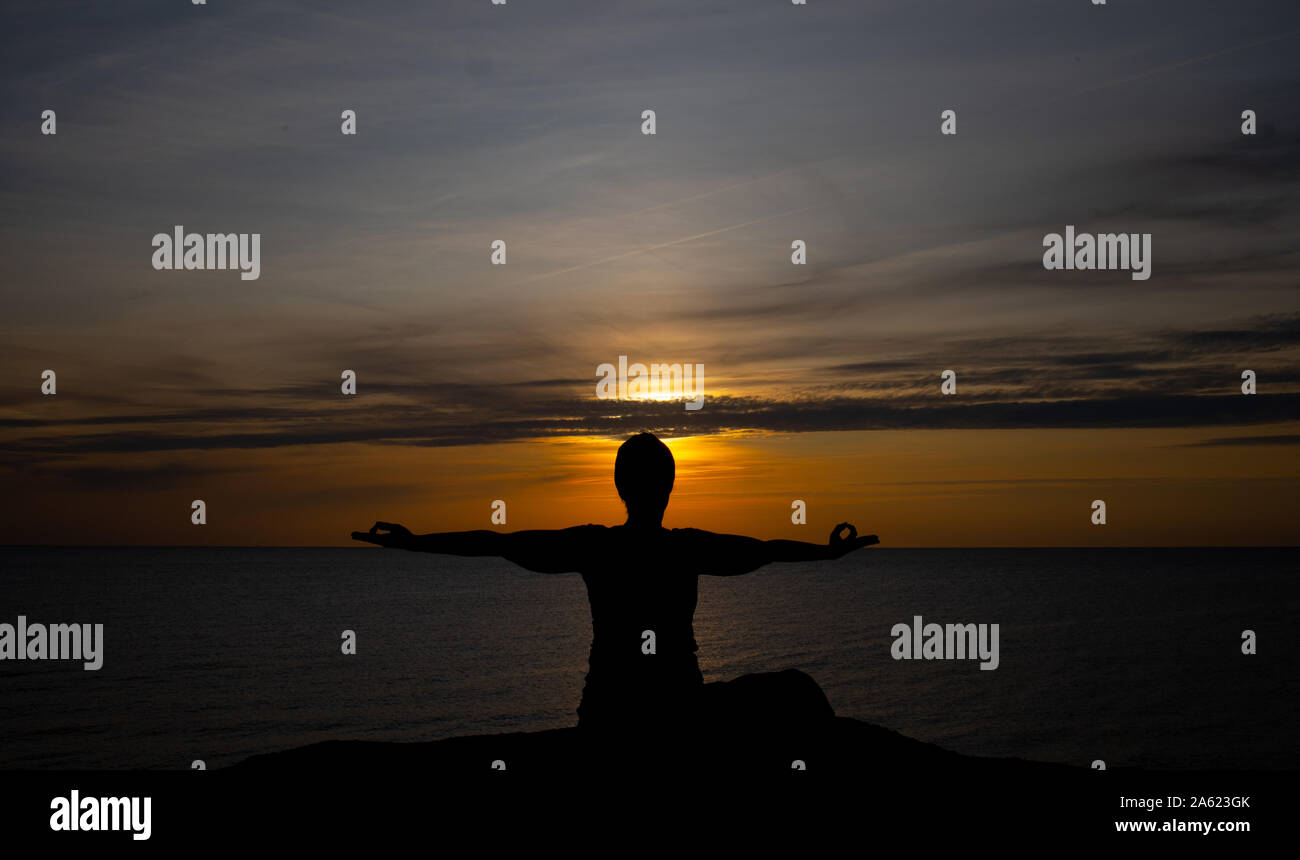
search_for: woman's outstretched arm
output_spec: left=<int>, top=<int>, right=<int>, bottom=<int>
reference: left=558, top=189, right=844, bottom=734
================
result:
left=691, top=522, right=878, bottom=576
left=353, top=522, right=500, bottom=554
left=352, top=522, right=601, bottom=573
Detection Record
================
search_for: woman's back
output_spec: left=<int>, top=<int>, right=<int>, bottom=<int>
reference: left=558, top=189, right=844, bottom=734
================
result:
left=577, top=526, right=705, bottom=727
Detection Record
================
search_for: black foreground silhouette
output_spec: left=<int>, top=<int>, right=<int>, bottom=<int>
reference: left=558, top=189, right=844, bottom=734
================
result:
left=350, top=432, right=875, bottom=741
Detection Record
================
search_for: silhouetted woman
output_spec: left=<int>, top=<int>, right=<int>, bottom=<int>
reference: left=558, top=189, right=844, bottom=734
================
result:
left=354, top=432, right=877, bottom=735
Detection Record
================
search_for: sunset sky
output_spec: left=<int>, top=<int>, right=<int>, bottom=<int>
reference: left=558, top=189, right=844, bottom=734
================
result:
left=2, top=0, right=1297, bottom=546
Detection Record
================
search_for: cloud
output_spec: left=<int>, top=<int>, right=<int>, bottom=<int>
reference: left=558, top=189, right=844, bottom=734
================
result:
left=4, top=389, right=1296, bottom=464
left=1178, top=433, right=1300, bottom=447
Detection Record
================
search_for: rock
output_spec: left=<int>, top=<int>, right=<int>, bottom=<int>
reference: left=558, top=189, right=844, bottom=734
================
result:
left=227, top=715, right=1074, bottom=779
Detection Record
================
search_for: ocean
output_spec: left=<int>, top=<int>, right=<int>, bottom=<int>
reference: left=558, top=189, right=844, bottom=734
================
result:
left=0, top=547, right=1294, bottom=770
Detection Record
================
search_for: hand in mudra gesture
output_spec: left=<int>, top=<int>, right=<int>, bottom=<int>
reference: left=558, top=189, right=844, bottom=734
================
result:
left=828, top=522, right=878, bottom=558
left=351, top=521, right=413, bottom=549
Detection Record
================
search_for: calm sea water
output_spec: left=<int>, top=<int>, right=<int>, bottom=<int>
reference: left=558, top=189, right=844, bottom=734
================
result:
left=0, top=547, right=1294, bottom=770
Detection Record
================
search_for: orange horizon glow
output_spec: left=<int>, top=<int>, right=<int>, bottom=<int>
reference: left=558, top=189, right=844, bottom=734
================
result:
left=5, top=424, right=1295, bottom=548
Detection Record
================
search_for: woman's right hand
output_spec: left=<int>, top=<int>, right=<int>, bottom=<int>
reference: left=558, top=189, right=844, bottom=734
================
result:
left=352, top=521, right=413, bottom=548
left=828, top=522, right=879, bottom=558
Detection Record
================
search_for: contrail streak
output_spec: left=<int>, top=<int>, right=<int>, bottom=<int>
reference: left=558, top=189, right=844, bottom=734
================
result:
left=515, top=204, right=823, bottom=284
left=1052, top=26, right=1300, bottom=102
left=512, top=25, right=1299, bottom=287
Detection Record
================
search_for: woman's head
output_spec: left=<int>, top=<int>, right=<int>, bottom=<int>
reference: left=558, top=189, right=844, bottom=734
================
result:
left=614, top=432, right=675, bottom=523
